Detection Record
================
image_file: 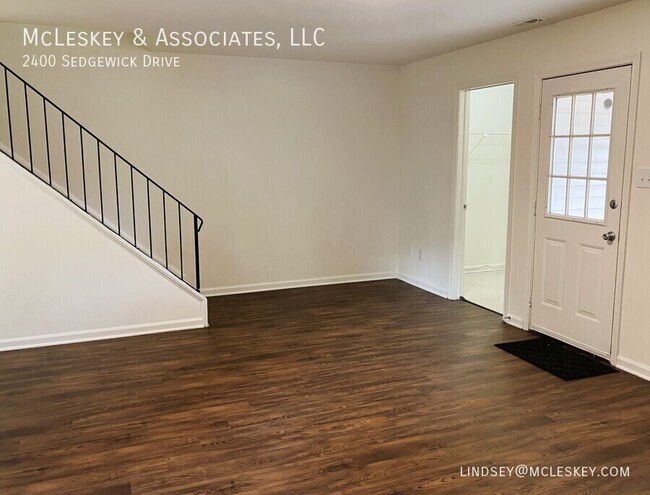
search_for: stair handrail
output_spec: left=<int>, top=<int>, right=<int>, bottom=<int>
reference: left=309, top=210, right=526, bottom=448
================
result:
left=0, top=61, right=204, bottom=291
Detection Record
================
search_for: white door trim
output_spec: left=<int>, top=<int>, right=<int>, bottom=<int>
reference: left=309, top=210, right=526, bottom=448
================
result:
left=527, top=53, right=641, bottom=366
left=450, top=75, right=519, bottom=322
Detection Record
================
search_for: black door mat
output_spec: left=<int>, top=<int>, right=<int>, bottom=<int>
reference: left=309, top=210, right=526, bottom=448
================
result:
left=495, top=337, right=618, bottom=381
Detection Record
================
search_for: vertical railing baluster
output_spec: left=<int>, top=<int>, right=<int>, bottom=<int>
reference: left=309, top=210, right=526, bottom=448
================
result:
left=178, top=203, right=183, bottom=281
left=97, top=140, right=104, bottom=222
left=4, top=68, right=14, bottom=159
left=114, top=153, right=120, bottom=235
left=80, top=127, right=87, bottom=211
left=194, top=215, right=200, bottom=291
left=162, top=191, right=168, bottom=268
left=0, top=62, right=202, bottom=292
left=62, top=114, right=70, bottom=198
left=130, top=167, right=136, bottom=247
left=147, top=179, right=153, bottom=257
left=42, top=98, right=52, bottom=185
left=24, top=84, right=33, bottom=172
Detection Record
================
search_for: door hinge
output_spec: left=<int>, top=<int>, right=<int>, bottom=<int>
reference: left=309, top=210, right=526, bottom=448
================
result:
left=533, top=200, right=537, bottom=217
left=529, top=296, right=533, bottom=309
left=538, top=103, right=542, bottom=120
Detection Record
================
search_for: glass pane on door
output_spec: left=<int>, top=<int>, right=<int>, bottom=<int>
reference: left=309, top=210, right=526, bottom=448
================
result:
left=547, top=89, right=615, bottom=223
left=573, top=94, right=593, bottom=135
left=593, top=92, right=614, bottom=134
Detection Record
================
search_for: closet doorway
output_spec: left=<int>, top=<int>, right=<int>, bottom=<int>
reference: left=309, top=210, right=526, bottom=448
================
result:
left=460, top=83, right=514, bottom=313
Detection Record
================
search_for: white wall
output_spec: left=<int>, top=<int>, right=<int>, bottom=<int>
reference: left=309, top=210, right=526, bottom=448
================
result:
left=397, top=0, right=650, bottom=378
left=464, top=84, right=513, bottom=270
left=0, top=23, right=401, bottom=295
left=0, top=153, right=207, bottom=350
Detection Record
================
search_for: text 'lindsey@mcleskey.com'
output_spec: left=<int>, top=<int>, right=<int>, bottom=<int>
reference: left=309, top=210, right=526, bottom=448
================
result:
left=459, top=465, right=631, bottom=478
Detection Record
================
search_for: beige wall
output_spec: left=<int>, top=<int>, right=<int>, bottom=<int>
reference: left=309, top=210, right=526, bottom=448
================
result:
left=398, top=0, right=650, bottom=377
left=0, top=23, right=401, bottom=295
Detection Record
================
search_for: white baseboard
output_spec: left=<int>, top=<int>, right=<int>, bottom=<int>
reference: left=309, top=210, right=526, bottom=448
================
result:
left=0, top=317, right=208, bottom=352
left=397, top=273, right=449, bottom=299
left=615, top=356, right=650, bottom=382
left=201, top=271, right=397, bottom=297
left=464, top=263, right=506, bottom=273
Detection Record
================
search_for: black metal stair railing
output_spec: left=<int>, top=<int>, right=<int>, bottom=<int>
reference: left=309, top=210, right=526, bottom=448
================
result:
left=0, top=61, right=203, bottom=291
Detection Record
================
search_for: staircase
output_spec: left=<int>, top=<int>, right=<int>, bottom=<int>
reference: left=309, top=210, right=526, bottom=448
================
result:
left=0, top=62, right=203, bottom=291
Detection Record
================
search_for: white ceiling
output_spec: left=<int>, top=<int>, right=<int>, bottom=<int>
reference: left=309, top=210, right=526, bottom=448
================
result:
left=0, top=0, right=632, bottom=65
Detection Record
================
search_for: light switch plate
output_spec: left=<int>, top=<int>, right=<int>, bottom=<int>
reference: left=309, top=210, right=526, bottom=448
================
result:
left=637, top=168, right=650, bottom=188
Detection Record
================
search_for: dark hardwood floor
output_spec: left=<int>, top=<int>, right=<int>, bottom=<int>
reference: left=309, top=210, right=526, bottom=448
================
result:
left=1, top=279, right=650, bottom=494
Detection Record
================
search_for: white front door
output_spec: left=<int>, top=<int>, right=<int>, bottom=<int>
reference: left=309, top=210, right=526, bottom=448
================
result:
left=531, top=66, right=632, bottom=357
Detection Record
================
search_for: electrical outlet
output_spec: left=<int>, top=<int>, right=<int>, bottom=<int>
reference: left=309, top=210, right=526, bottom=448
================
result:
left=418, top=248, right=423, bottom=261
left=637, top=168, right=650, bottom=188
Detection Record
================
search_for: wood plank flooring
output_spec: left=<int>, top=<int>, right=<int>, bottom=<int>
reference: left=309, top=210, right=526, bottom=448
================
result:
left=1, top=279, right=650, bottom=494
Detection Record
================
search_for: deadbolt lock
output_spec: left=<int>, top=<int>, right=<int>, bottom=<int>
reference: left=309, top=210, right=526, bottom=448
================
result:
left=610, top=199, right=618, bottom=209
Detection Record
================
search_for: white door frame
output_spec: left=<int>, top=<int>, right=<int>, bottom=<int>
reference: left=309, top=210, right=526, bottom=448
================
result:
left=526, top=54, right=641, bottom=366
left=450, top=75, right=519, bottom=321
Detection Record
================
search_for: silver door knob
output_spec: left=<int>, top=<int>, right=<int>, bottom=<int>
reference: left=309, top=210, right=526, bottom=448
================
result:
left=602, top=231, right=616, bottom=242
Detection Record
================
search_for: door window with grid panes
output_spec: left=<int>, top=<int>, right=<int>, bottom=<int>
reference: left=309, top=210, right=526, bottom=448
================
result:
left=547, top=90, right=614, bottom=222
